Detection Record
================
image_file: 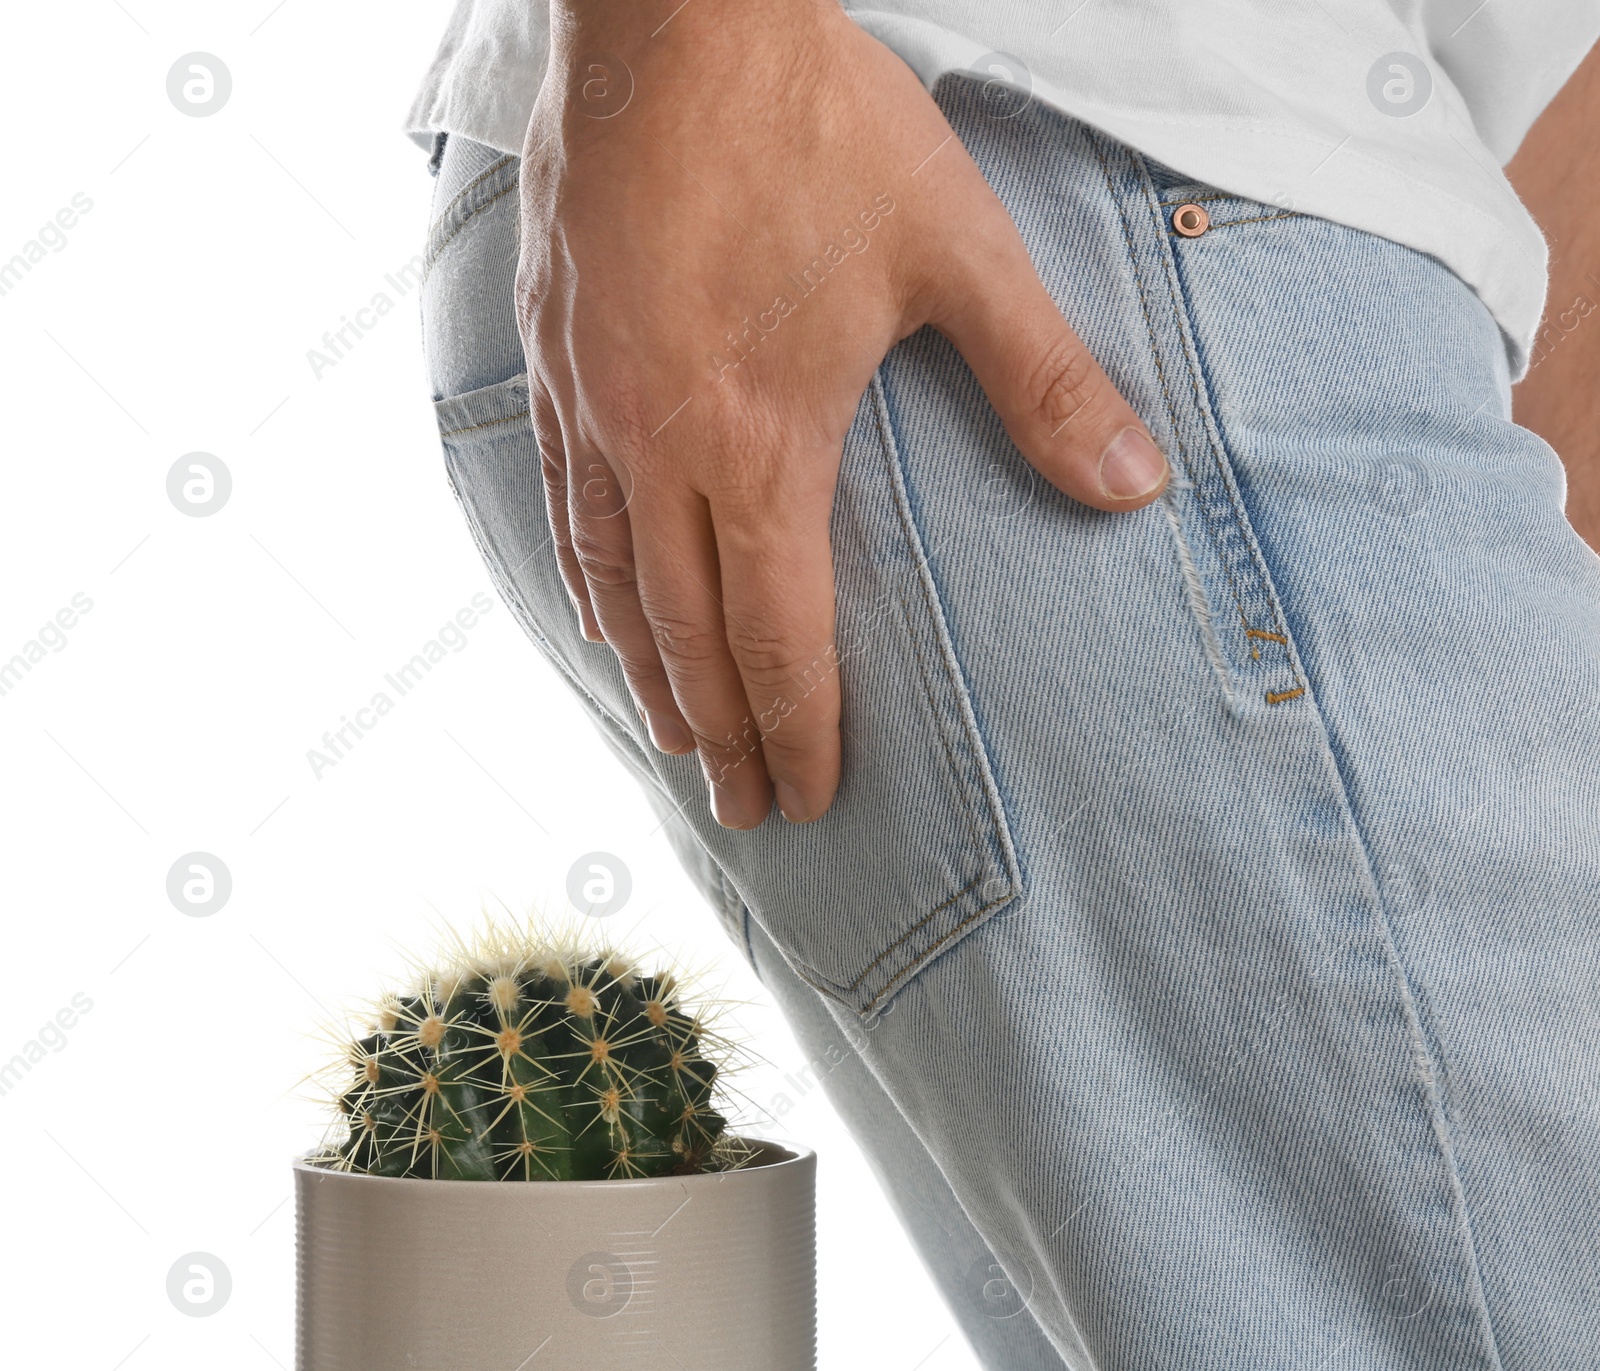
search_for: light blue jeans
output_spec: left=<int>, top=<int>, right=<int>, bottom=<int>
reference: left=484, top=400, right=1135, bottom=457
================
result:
left=420, top=75, right=1600, bottom=1371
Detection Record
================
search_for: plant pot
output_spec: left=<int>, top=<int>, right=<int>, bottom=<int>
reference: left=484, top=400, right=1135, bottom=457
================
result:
left=294, top=1139, right=816, bottom=1370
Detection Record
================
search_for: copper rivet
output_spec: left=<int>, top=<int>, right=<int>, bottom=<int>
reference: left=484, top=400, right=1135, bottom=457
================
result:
left=1172, top=203, right=1209, bottom=238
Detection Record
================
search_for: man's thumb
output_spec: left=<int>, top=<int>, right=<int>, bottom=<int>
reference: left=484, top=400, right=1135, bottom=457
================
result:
left=934, top=238, right=1169, bottom=511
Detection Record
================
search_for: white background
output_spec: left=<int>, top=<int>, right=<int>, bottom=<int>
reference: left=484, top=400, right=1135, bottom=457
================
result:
left=0, top=3, right=979, bottom=1367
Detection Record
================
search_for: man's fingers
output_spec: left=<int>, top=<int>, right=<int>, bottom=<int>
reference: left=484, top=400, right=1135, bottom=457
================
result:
left=565, top=449, right=696, bottom=755
left=531, top=382, right=601, bottom=642
left=932, top=212, right=1170, bottom=510
left=633, top=500, right=775, bottom=830
left=711, top=478, right=841, bottom=824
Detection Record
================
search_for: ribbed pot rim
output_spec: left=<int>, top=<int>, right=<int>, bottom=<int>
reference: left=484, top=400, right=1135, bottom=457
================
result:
left=292, top=1137, right=814, bottom=1191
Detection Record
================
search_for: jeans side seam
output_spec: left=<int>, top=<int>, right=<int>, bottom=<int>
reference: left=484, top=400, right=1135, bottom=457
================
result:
left=1128, top=156, right=1507, bottom=1368
left=1320, top=753, right=1508, bottom=1367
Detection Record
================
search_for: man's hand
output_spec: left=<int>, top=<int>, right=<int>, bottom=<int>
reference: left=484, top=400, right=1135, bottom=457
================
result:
left=519, top=0, right=1168, bottom=829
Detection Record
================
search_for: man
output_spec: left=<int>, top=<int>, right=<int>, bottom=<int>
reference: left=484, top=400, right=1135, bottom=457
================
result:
left=410, top=2, right=1600, bottom=1365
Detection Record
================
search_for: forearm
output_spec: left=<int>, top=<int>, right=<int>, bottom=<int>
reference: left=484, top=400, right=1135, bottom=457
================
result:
left=1507, top=39, right=1600, bottom=553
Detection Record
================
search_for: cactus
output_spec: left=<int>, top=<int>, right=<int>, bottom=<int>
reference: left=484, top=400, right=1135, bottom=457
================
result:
left=320, top=923, right=738, bottom=1181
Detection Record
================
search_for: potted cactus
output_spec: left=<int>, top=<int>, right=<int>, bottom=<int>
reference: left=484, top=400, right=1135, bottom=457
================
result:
left=295, top=921, right=816, bottom=1370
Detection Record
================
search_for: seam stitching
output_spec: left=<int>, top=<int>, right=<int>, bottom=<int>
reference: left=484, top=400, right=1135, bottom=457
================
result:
left=860, top=890, right=1014, bottom=1016
left=440, top=406, right=530, bottom=439
left=893, top=590, right=988, bottom=862
left=429, top=153, right=516, bottom=237
left=831, top=369, right=1017, bottom=1013
left=1158, top=191, right=1281, bottom=206
left=869, top=373, right=1014, bottom=874
left=846, top=877, right=985, bottom=994
left=1159, top=489, right=1233, bottom=693
left=423, top=168, right=520, bottom=280
left=1201, top=211, right=1303, bottom=229
left=1133, top=149, right=1307, bottom=698
left=1087, top=138, right=1258, bottom=655
left=1133, top=139, right=1504, bottom=1364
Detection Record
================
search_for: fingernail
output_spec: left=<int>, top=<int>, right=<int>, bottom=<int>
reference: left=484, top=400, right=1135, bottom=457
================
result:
left=773, top=780, right=809, bottom=824
left=645, top=710, right=692, bottom=754
left=709, top=781, right=770, bottom=831
left=1098, top=427, right=1168, bottom=500
left=574, top=599, right=604, bottom=642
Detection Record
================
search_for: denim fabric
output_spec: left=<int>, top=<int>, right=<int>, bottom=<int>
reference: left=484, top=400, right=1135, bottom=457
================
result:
left=419, top=73, right=1600, bottom=1371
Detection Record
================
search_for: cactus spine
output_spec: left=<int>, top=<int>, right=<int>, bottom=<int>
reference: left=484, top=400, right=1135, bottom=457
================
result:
left=325, top=926, right=734, bottom=1181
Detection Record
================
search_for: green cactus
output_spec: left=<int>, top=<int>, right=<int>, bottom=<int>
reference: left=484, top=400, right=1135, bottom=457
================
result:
left=322, top=925, right=738, bottom=1181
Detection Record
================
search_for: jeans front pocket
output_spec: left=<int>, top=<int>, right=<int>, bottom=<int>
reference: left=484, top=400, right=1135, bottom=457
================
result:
left=713, top=371, right=1024, bottom=1018
left=432, top=361, right=1021, bottom=1019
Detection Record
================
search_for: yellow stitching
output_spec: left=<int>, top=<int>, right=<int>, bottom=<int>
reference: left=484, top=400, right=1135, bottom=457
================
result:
left=845, top=876, right=986, bottom=993
left=1245, top=628, right=1287, bottom=643
left=1088, top=141, right=1256, bottom=643
left=440, top=407, right=530, bottom=438
left=1266, top=686, right=1305, bottom=704
left=1142, top=162, right=1306, bottom=693
left=861, top=890, right=1014, bottom=1015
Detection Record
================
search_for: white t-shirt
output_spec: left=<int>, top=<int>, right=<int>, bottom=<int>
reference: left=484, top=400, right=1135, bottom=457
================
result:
left=405, top=0, right=1600, bottom=377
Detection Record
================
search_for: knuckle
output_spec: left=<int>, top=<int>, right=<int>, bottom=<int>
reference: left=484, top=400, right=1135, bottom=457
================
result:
left=670, top=395, right=781, bottom=491
left=691, top=720, right=764, bottom=784
left=756, top=693, right=835, bottom=756
left=568, top=526, right=634, bottom=589
left=538, top=444, right=567, bottom=488
left=1026, top=340, right=1104, bottom=436
left=723, top=621, right=816, bottom=693
left=644, top=611, right=721, bottom=670
left=730, top=636, right=840, bottom=746
left=608, top=639, right=667, bottom=682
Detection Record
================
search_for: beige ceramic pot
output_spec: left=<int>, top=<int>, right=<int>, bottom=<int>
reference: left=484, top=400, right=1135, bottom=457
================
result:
left=294, top=1140, right=815, bottom=1370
